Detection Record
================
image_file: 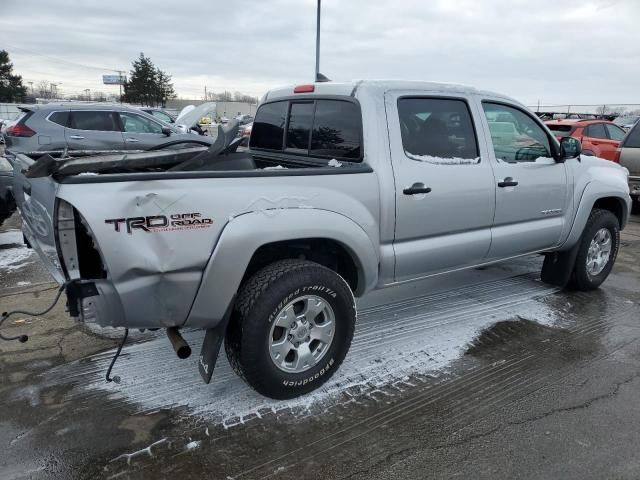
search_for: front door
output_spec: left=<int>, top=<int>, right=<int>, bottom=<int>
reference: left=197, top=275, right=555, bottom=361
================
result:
left=479, top=100, right=569, bottom=259
left=387, top=93, right=496, bottom=282
left=119, top=112, right=168, bottom=149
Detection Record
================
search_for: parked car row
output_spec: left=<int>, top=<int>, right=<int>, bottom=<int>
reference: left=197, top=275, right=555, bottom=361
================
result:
left=2, top=103, right=218, bottom=152
left=544, top=119, right=626, bottom=162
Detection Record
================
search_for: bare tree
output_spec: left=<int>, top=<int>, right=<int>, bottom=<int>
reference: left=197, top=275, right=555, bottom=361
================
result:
left=35, top=80, right=52, bottom=99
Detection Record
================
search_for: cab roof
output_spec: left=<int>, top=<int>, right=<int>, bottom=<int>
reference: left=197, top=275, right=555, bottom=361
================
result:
left=264, top=80, right=517, bottom=104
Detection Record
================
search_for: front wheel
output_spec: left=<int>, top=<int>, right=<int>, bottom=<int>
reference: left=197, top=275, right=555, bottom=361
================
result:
left=570, top=208, right=620, bottom=290
left=225, top=259, right=356, bottom=399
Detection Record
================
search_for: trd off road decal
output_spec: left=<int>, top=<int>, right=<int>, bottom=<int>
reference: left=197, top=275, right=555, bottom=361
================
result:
left=105, top=213, right=213, bottom=234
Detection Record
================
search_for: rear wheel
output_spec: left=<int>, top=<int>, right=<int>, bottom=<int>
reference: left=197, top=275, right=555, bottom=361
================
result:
left=225, top=259, right=356, bottom=399
left=569, top=208, right=620, bottom=290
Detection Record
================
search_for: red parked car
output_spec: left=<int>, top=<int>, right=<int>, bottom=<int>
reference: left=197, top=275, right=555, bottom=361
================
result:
left=545, top=119, right=626, bottom=162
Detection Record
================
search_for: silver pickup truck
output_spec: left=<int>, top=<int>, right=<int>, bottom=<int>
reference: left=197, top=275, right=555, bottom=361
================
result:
left=9, top=80, right=632, bottom=399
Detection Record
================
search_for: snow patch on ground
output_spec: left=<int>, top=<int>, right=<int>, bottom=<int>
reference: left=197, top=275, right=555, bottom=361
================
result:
left=53, top=272, right=560, bottom=429
left=0, top=230, right=35, bottom=272
left=185, top=440, right=201, bottom=451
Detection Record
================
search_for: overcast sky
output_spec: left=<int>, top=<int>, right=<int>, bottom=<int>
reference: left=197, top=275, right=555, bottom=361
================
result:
left=1, top=0, right=638, bottom=106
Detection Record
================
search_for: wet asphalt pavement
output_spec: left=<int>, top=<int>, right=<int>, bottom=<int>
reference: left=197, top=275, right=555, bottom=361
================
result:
left=1, top=211, right=640, bottom=480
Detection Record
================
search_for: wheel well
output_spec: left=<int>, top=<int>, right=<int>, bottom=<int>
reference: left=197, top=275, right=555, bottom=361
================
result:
left=593, top=197, right=625, bottom=225
left=242, top=238, right=360, bottom=292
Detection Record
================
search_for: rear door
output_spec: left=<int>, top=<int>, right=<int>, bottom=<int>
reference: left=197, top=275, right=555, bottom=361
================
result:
left=479, top=100, right=569, bottom=259
left=584, top=123, right=617, bottom=160
left=66, top=110, right=125, bottom=150
left=386, top=93, right=496, bottom=281
left=118, top=111, right=168, bottom=149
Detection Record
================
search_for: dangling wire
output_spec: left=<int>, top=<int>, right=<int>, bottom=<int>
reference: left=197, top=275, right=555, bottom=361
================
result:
left=0, top=281, right=72, bottom=343
left=106, top=328, right=129, bottom=383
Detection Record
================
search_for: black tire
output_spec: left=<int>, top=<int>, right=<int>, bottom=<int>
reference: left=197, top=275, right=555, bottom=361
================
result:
left=224, top=259, right=356, bottom=399
left=569, top=208, right=620, bottom=291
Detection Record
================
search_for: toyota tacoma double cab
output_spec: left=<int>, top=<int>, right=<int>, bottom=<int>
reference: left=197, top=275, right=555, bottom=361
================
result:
left=9, top=80, right=632, bottom=399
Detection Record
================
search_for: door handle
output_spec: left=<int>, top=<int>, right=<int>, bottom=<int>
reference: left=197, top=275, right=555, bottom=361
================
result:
left=498, top=177, right=518, bottom=188
left=69, top=135, right=84, bottom=140
left=126, top=138, right=140, bottom=143
left=403, top=183, right=432, bottom=195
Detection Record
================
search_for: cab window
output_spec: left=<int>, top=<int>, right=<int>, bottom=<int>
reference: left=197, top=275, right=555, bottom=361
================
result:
left=398, top=98, right=479, bottom=161
left=482, top=102, right=551, bottom=162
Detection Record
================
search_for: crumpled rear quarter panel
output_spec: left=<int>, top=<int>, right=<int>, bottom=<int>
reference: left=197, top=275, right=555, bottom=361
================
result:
left=57, top=172, right=379, bottom=328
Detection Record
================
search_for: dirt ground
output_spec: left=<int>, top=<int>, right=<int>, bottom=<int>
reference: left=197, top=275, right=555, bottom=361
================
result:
left=1, top=210, right=640, bottom=480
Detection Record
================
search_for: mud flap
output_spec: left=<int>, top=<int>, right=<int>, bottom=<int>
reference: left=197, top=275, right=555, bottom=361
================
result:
left=541, top=242, right=580, bottom=287
left=198, top=295, right=235, bottom=384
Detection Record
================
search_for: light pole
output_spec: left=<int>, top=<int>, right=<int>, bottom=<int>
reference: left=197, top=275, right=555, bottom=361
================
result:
left=315, top=0, right=329, bottom=82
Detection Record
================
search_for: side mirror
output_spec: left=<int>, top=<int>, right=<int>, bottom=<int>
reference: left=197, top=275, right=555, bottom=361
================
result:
left=559, top=136, right=581, bottom=161
left=161, top=126, right=172, bottom=136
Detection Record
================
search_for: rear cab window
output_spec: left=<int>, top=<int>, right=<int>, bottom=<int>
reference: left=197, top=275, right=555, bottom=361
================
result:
left=251, top=98, right=363, bottom=161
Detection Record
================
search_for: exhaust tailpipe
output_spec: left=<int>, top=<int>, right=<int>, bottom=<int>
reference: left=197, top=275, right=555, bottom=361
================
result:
left=166, top=327, right=191, bottom=359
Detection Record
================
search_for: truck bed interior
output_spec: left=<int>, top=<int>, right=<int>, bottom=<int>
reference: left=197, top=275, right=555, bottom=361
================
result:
left=16, top=147, right=366, bottom=181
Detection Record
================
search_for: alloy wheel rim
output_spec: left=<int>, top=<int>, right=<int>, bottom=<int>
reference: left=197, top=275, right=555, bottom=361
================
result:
left=268, top=295, right=335, bottom=373
left=586, top=227, right=612, bottom=276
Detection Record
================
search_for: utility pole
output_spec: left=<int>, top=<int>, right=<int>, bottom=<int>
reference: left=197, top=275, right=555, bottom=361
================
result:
left=204, top=85, right=207, bottom=101
left=117, top=70, right=124, bottom=103
left=28, top=81, right=33, bottom=96
left=315, top=0, right=321, bottom=81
